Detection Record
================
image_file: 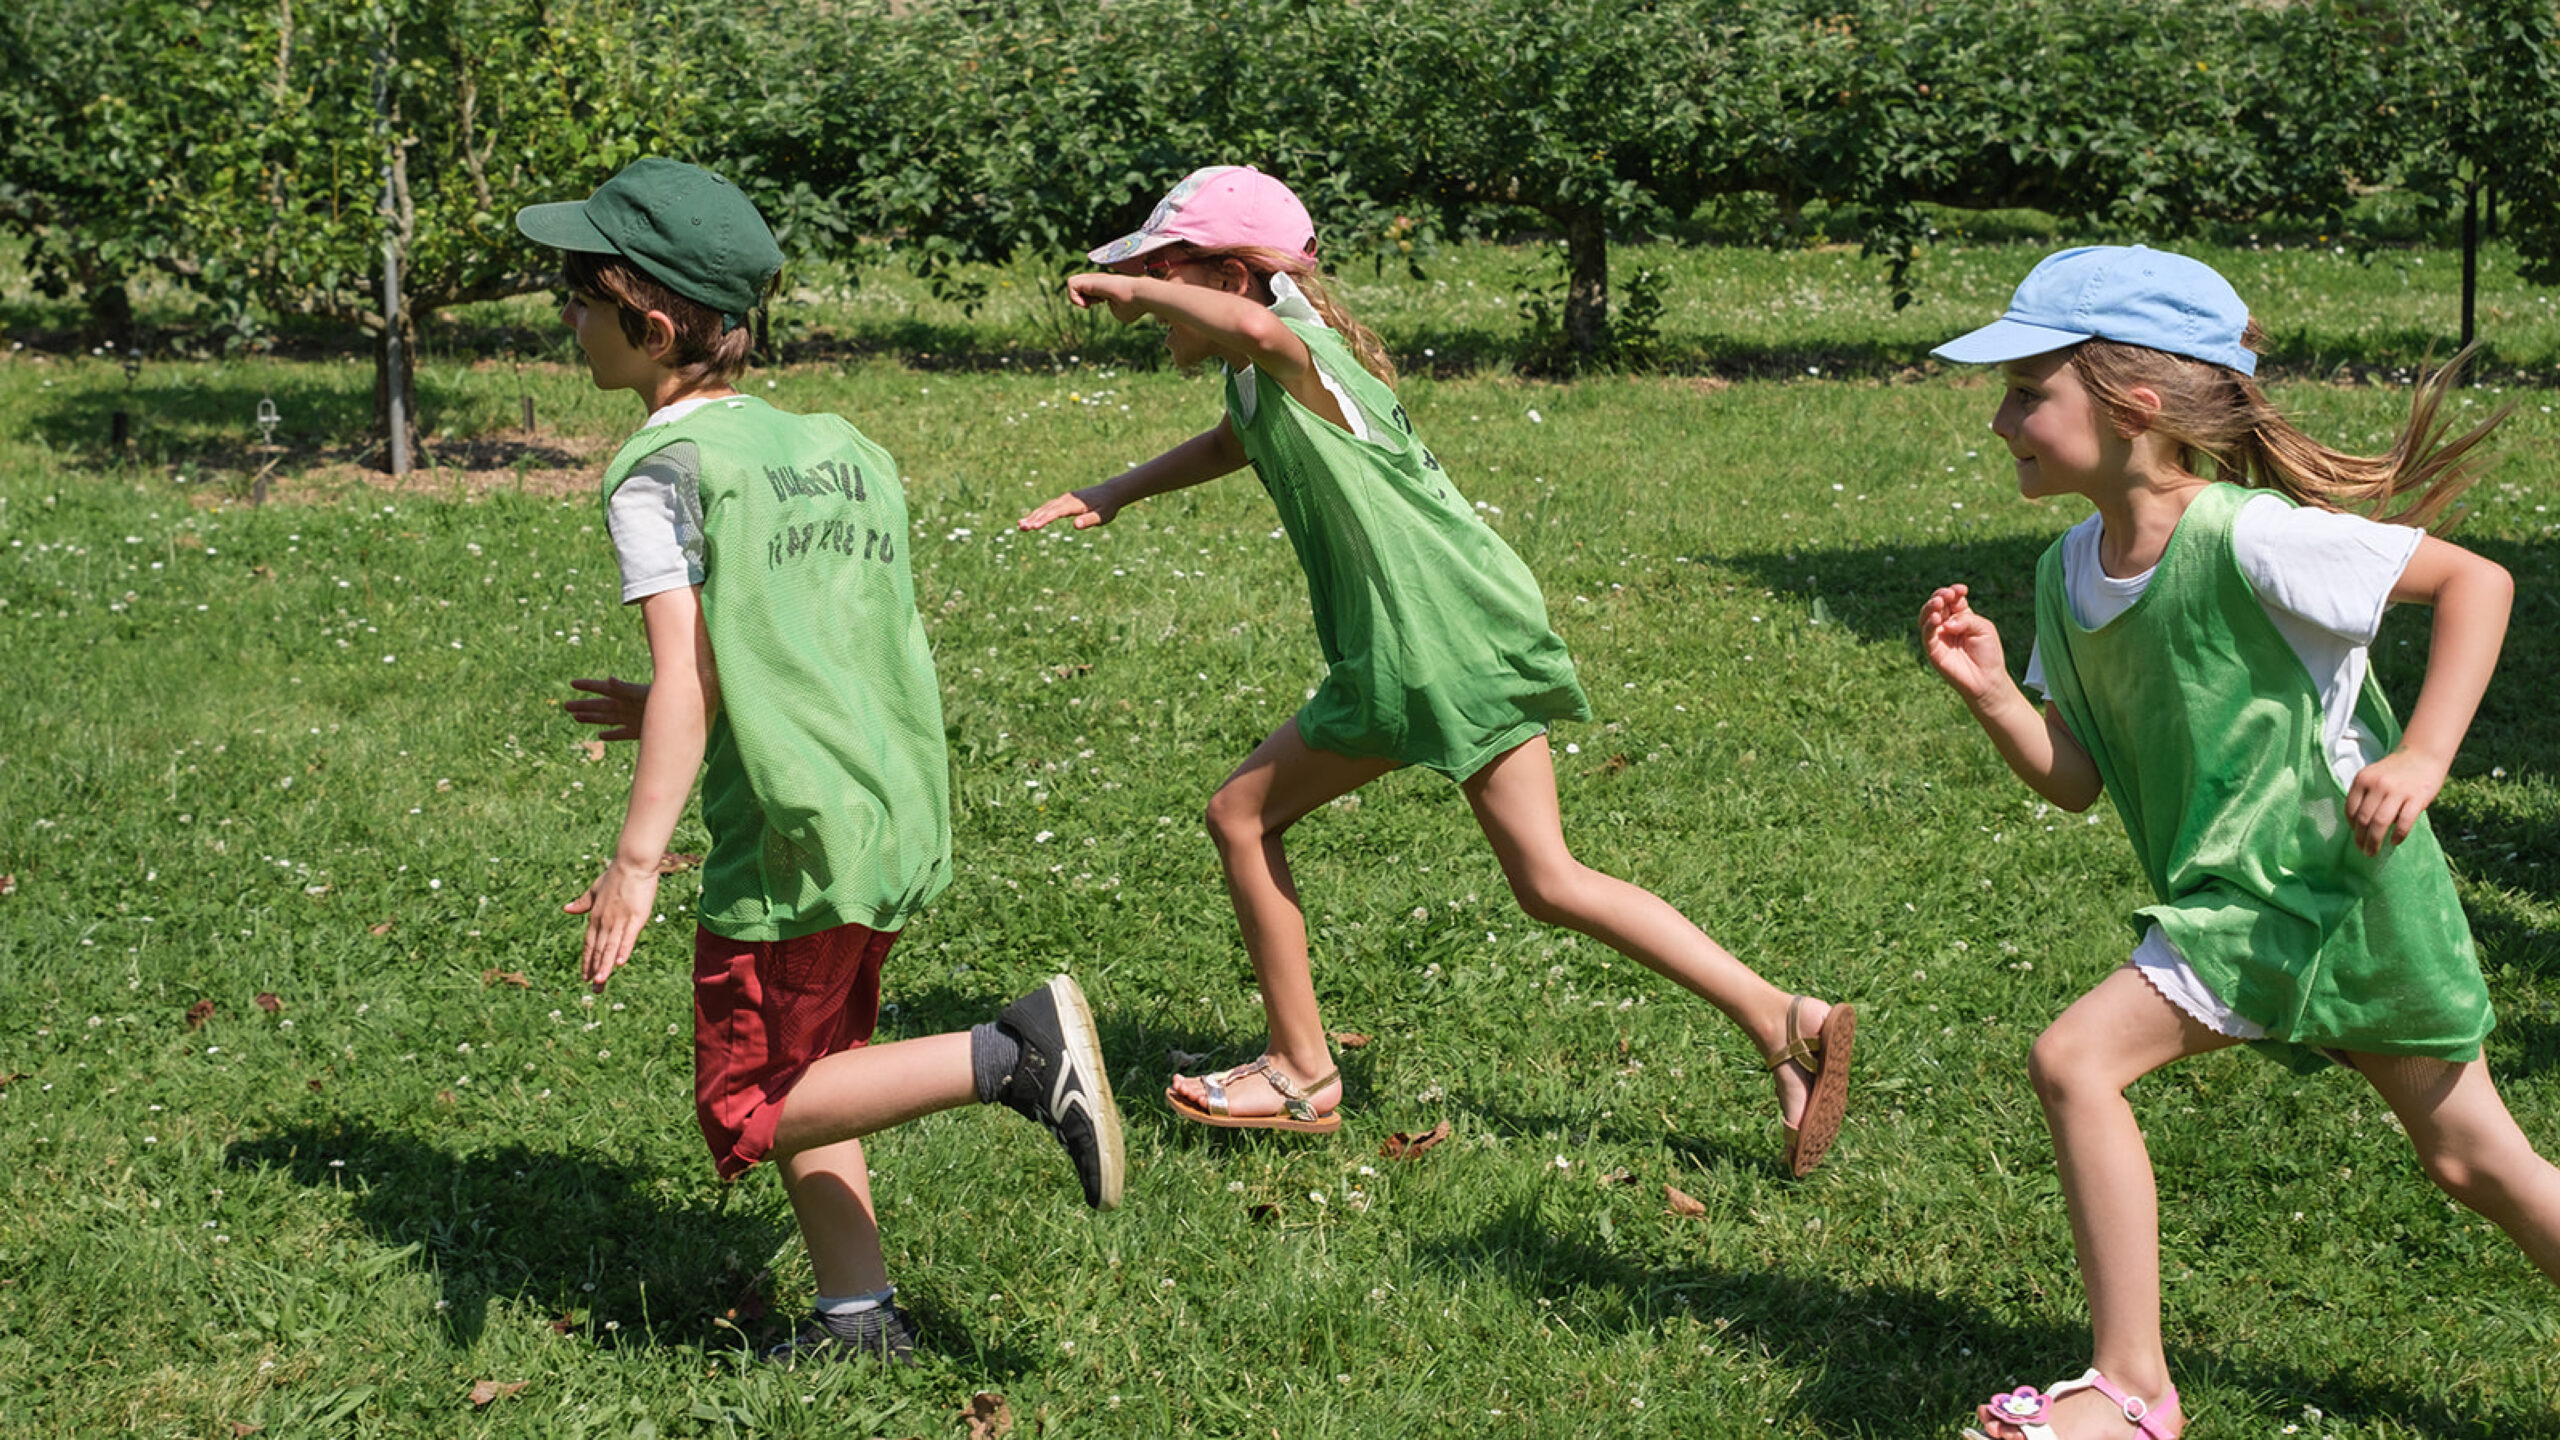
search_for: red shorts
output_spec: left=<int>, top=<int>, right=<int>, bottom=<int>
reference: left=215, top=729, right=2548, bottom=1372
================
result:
left=693, top=922, right=896, bottom=1179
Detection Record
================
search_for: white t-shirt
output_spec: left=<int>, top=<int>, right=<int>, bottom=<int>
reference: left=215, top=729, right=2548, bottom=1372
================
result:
left=2022, top=492, right=2423, bottom=1038
left=605, top=396, right=720, bottom=604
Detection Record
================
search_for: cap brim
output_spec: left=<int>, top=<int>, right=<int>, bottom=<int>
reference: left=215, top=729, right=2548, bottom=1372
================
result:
left=1930, top=318, right=2091, bottom=366
left=1087, top=229, right=1183, bottom=266
left=514, top=200, right=619, bottom=254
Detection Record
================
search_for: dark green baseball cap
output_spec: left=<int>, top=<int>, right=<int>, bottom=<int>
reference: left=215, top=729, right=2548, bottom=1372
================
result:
left=516, top=158, right=782, bottom=330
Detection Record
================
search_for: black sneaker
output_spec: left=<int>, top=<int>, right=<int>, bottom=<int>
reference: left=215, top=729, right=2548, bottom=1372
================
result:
left=762, top=1304, right=918, bottom=1368
left=994, top=974, right=1126, bottom=1210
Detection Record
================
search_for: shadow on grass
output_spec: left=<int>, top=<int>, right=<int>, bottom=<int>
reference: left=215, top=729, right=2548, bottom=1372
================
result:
left=26, top=371, right=599, bottom=490
left=1416, top=1192, right=2560, bottom=1437
left=225, top=1122, right=791, bottom=1354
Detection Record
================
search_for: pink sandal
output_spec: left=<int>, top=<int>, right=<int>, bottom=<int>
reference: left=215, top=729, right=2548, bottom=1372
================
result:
left=1962, top=1368, right=2180, bottom=1440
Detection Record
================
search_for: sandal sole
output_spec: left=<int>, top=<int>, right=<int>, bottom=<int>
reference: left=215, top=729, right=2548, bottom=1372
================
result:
left=1786, top=1002, right=1855, bottom=1177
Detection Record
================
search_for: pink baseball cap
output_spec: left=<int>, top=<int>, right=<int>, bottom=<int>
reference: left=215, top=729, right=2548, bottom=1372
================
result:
left=1088, top=165, right=1316, bottom=265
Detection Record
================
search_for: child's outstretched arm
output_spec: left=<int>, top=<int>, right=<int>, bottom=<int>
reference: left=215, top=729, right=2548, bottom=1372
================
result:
left=564, top=584, right=718, bottom=989
left=1920, top=584, right=2102, bottom=810
left=1019, top=417, right=1248, bottom=532
left=2347, top=536, right=2512, bottom=856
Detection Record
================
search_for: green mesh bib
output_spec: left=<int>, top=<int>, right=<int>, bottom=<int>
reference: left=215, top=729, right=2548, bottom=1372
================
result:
left=603, top=397, right=951, bottom=940
left=1224, top=319, right=1589, bottom=779
left=2033, top=482, right=2489, bottom=1068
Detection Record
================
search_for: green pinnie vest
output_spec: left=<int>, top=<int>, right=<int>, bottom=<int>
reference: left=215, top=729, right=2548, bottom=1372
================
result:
left=1224, top=317, right=1589, bottom=779
left=602, top=396, right=952, bottom=941
left=2032, top=482, right=2489, bottom=1068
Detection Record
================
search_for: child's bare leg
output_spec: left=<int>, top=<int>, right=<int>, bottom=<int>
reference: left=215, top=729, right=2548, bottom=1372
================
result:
left=1979, top=967, right=2232, bottom=1440
left=1173, top=721, right=1397, bottom=1117
left=2353, top=1051, right=2560, bottom=1284
left=769, top=1033, right=975, bottom=1296
left=1458, top=734, right=1825, bottom=1116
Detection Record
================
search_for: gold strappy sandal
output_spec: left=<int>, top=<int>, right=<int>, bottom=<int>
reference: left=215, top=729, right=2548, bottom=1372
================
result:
left=1166, top=1054, right=1342, bottom=1134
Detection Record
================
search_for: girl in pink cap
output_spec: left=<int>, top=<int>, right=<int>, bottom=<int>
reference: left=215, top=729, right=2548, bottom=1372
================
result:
left=1923, top=246, right=2560, bottom=1439
left=1020, top=165, right=1854, bottom=1173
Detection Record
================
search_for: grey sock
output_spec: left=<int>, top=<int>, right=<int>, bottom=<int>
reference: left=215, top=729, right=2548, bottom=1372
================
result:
left=971, top=1021, right=1021, bottom=1106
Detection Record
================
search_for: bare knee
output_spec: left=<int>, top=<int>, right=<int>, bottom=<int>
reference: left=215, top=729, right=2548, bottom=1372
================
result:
left=2411, top=1133, right=2536, bottom=1213
left=1503, top=861, right=1591, bottom=930
left=2027, top=1025, right=2121, bottom=1111
left=1203, top=785, right=1271, bottom=860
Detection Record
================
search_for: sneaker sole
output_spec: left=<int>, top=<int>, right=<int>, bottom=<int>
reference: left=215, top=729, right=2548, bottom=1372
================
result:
left=1045, top=973, right=1126, bottom=1210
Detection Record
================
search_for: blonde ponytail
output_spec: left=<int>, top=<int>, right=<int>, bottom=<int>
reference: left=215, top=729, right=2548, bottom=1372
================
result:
left=2072, top=328, right=2510, bottom=528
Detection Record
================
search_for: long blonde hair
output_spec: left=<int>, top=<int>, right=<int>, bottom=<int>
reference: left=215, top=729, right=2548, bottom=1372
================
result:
left=2073, top=324, right=2510, bottom=528
left=1191, top=245, right=1396, bottom=387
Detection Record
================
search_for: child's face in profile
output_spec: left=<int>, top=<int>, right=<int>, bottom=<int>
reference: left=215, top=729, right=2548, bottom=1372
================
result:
left=560, top=286, right=654, bottom=395
left=1992, top=347, right=2122, bottom=502
left=1135, top=249, right=1238, bottom=371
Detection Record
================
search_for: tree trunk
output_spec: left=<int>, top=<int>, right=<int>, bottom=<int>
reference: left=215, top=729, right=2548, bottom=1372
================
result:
left=372, top=308, right=420, bottom=472
left=85, top=276, right=135, bottom=351
left=1562, top=207, right=1609, bottom=358
left=2461, top=178, right=2479, bottom=349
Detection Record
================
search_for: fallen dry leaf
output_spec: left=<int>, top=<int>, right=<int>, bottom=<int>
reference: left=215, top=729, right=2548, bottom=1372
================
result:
left=481, top=969, right=532, bottom=989
left=467, top=1379, right=528, bottom=1408
left=250, top=564, right=277, bottom=582
left=1328, top=1031, right=1372, bottom=1049
left=185, top=999, right=216, bottom=1030
left=1049, top=663, right=1092, bottom=678
left=961, top=1391, right=1012, bottom=1440
left=369, top=919, right=395, bottom=936
left=580, top=739, right=607, bottom=763
left=1665, top=1184, right=1707, bottom=1219
left=0, top=874, right=15, bottom=897
left=548, top=1315, right=576, bottom=1334
left=231, top=1423, right=263, bottom=1437
left=1598, top=1168, right=1637, bottom=1186
left=655, top=852, right=702, bottom=875
left=1379, top=1119, right=1452, bottom=1161
left=254, top=992, right=281, bottom=1013
left=307, top=1078, right=324, bottom=1092
left=436, top=1090, right=457, bottom=1106
left=0, top=1072, right=29, bottom=1088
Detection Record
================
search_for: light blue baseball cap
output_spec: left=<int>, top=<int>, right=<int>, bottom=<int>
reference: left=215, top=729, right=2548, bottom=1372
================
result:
left=1932, top=245, right=2256, bottom=376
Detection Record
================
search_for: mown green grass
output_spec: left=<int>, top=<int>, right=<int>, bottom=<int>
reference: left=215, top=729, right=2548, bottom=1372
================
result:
left=2, top=242, right=2558, bottom=1438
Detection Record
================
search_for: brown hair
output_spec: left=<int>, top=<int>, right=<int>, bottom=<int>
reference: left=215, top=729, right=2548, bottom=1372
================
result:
left=1189, top=245, right=1396, bottom=387
left=562, top=250, right=758, bottom=387
left=2071, top=323, right=2511, bottom=529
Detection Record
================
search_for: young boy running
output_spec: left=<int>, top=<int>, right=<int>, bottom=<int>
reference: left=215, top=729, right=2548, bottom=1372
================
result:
left=515, top=158, right=1123, bottom=1364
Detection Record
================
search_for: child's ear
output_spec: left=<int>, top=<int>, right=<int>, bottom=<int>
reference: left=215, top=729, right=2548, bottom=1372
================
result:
left=639, top=309, right=680, bottom=360
left=2114, top=384, right=2166, bottom=439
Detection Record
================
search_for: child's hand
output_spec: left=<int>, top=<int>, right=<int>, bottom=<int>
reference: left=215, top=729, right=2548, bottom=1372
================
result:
left=563, top=859, right=662, bottom=990
left=1919, top=584, right=2013, bottom=706
left=565, top=675, right=650, bottom=742
left=1066, top=272, right=1147, bottom=324
left=1019, top=487, right=1120, bottom=532
left=2346, top=748, right=2449, bottom=857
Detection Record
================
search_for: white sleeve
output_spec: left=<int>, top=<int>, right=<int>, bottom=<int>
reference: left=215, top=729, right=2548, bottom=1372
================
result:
left=2232, top=493, right=2420, bottom=644
left=2022, top=639, right=2047, bottom=702
left=606, top=440, right=706, bottom=604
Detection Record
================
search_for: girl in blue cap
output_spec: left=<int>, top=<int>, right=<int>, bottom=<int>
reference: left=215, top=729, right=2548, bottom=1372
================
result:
left=1921, top=246, right=2560, bottom=1440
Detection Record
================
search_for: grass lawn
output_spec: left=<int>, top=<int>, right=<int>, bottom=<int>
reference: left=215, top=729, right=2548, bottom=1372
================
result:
left=1, top=238, right=2557, bottom=1437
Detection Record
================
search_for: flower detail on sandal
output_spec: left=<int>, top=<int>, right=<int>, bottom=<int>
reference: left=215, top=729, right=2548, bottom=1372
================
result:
left=1985, top=1387, right=2052, bottom=1427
